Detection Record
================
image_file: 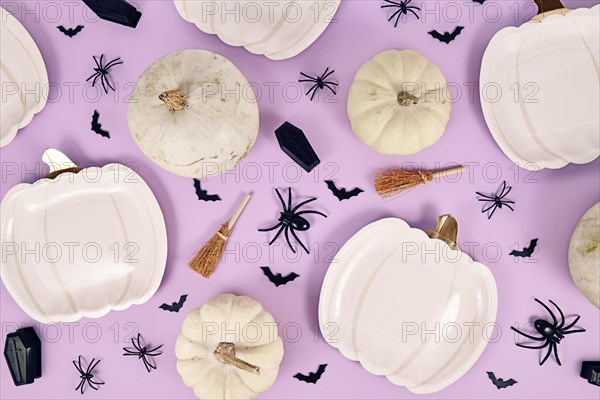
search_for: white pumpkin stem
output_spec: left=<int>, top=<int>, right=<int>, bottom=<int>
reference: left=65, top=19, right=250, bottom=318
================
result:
left=214, top=342, right=260, bottom=375
left=159, top=89, right=188, bottom=112
left=397, top=91, right=419, bottom=106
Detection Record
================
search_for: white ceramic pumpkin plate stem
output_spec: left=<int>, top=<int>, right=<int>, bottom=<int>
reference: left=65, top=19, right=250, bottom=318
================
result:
left=0, top=6, right=49, bottom=147
left=0, top=149, right=168, bottom=323
left=318, top=216, right=498, bottom=394
left=480, top=1, right=599, bottom=170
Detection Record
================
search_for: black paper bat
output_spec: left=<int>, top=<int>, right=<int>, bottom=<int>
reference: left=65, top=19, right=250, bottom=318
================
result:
left=91, top=110, right=110, bottom=138
left=193, top=179, right=221, bottom=202
left=294, top=364, right=327, bottom=384
left=57, top=25, right=84, bottom=38
left=159, top=295, right=187, bottom=312
left=260, top=267, right=299, bottom=287
left=487, top=372, right=517, bottom=389
left=510, top=239, right=538, bottom=258
left=325, top=180, right=363, bottom=201
left=428, top=26, right=465, bottom=44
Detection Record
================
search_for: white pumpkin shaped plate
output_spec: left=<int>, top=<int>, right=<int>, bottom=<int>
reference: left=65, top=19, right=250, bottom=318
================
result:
left=0, top=149, right=167, bottom=323
left=319, top=216, right=498, bottom=394
left=480, top=4, right=600, bottom=170
left=0, top=6, right=49, bottom=147
left=173, top=0, right=340, bottom=60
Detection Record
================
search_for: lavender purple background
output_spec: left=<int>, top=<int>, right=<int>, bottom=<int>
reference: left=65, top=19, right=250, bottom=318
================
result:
left=1, top=0, right=600, bottom=399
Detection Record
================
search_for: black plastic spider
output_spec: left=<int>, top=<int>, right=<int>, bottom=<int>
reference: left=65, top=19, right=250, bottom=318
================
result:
left=511, top=298, right=586, bottom=366
left=86, top=54, right=123, bottom=94
left=73, top=356, right=104, bottom=394
left=298, top=67, right=338, bottom=101
left=476, top=180, right=515, bottom=219
left=122, top=333, right=163, bottom=373
left=381, top=0, right=421, bottom=27
left=259, top=188, right=327, bottom=254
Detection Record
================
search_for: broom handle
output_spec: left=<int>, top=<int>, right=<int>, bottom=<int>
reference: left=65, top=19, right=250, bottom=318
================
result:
left=431, top=165, right=465, bottom=180
left=228, top=193, right=251, bottom=230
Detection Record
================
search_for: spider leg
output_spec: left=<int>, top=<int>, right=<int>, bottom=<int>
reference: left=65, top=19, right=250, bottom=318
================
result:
left=259, top=222, right=283, bottom=232
left=291, top=197, right=318, bottom=213
left=481, top=202, right=496, bottom=213
left=552, top=342, right=561, bottom=366
left=306, top=85, right=319, bottom=101
left=503, top=203, right=515, bottom=212
left=100, top=75, right=109, bottom=94
left=299, top=78, right=317, bottom=83
left=142, top=356, right=152, bottom=373
left=267, top=225, right=285, bottom=245
left=321, top=80, right=338, bottom=87
left=274, top=188, right=288, bottom=213
left=87, top=358, right=100, bottom=375
left=548, top=300, right=566, bottom=328
left=387, top=9, right=402, bottom=22
left=406, top=7, right=420, bottom=19
left=322, top=83, right=338, bottom=95
left=299, top=72, right=316, bottom=81
left=516, top=341, right=549, bottom=349
left=132, top=335, right=144, bottom=352
left=393, top=11, right=404, bottom=28
left=511, top=326, right=545, bottom=341
left=296, top=210, right=328, bottom=218
left=75, top=379, right=85, bottom=393
left=290, top=227, right=310, bottom=254
left=321, top=69, right=334, bottom=80
left=561, top=314, right=581, bottom=330
left=383, top=0, right=402, bottom=6
left=146, top=344, right=163, bottom=354
left=535, top=298, right=558, bottom=326
left=286, top=188, right=293, bottom=211
left=73, top=357, right=85, bottom=375
left=104, top=74, right=116, bottom=92
left=104, top=58, right=123, bottom=70
left=563, top=327, right=586, bottom=334
left=86, top=72, right=100, bottom=83
left=499, top=185, right=513, bottom=199
left=487, top=204, right=499, bottom=219
left=284, top=226, right=296, bottom=254
left=381, top=4, right=401, bottom=8
left=476, top=192, right=495, bottom=200
left=89, top=379, right=104, bottom=386
left=540, top=343, right=553, bottom=365
left=93, top=55, right=101, bottom=69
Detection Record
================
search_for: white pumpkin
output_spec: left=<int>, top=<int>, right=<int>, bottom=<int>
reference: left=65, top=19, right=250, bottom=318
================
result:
left=0, top=149, right=167, bottom=323
left=173, top=0, right=340, bottom=60
left=0, top=6, right=49, bottom=147
left=480, top=3, right=600, bottom=170
left=347, top=50, right=451, bottom=155
left=176, top=294, right=284, bottom=400
left=568, top=202, right=600, bottom=309
left=319, top=216, right=498, bottom=394
left=128, top=50, right=259, bottom=178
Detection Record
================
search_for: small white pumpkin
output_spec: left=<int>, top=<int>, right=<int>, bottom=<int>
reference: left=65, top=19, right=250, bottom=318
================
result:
left=319, top=216, right=497, bottom=393
left=0, top=6, right=49, bottom=147
left=128, top=50, right=259, bottom=178
left=173, top=0, right=340, bottom=60
left=347, top=50, right=451, bottom=155
left=176, top=294, right=284, bottom=400
left=0, top=149, right=167, bottom=323
left=568, top=202, right=600, bottom=309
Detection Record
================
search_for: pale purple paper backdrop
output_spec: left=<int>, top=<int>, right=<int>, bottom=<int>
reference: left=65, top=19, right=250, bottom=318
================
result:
left=1, top=0, right=599, bottom=399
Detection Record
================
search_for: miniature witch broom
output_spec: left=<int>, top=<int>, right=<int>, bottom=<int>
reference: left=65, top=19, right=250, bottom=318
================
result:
left=374, top=165, right=464, bottom=198
left=188, top=194, right=251, bottom=278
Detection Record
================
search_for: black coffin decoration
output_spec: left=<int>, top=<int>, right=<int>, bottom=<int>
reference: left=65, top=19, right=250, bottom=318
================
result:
left=580, top=361, right=600, bottom=386
left=275, top=122, right=320, bottom=173
left=82, top=0, right=142, bottom=28
left=4, top=327, right=42, bottom=386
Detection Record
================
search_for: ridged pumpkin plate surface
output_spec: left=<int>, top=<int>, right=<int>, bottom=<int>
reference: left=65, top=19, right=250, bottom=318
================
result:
left=318, top=218, right=498, bottom=394
left=0, top=154, right=167, bottom=323
left=480, top=5, right=600, bottom=170
left=0, top=6, right=49, bottom=147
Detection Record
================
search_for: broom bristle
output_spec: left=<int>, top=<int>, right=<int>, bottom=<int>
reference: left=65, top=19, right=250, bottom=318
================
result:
left=188, top=222, right=231, bottom=278
left=374, top=169, right=433, bottom=198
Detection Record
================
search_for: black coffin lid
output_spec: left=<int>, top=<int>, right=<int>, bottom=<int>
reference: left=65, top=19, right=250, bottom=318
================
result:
left=275, top=122, right=320, bottom=173
left=4, top=327, right=42, bottom=386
